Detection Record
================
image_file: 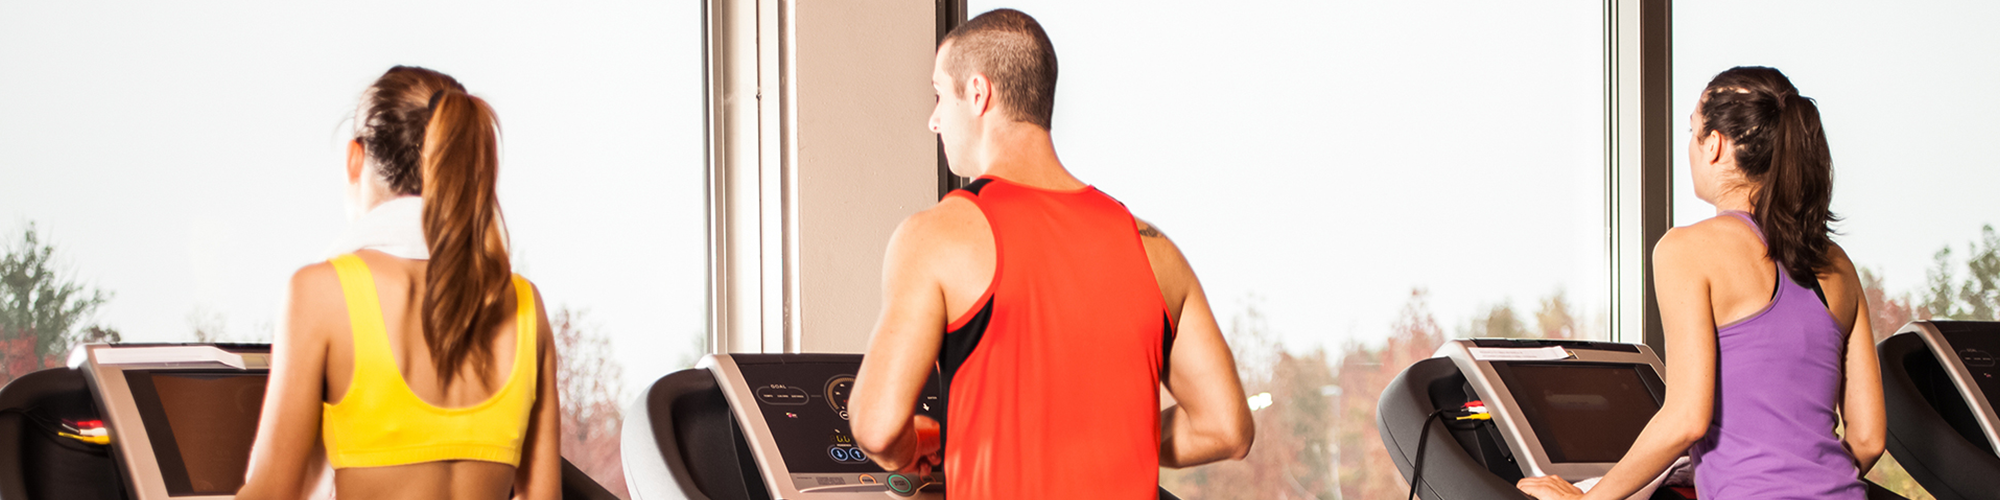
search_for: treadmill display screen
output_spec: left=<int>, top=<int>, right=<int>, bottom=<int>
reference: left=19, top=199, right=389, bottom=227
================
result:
left=734, top=361, right=943, bottom=489
left=1494, top=362, right=1662, bottom=463
left=124, top=371, right=267, bottom=496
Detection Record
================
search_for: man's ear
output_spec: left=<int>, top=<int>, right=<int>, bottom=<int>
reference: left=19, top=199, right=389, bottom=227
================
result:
left=346, top=139, right=366, bottom=183
left=967, top=73, right=993, bottom=118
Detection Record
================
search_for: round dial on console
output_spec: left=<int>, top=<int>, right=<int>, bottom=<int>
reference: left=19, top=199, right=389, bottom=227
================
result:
left=826, top=375, right=855, bottom=420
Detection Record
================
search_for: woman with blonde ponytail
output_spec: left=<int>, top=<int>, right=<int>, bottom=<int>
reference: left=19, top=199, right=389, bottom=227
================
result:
left=1518, top=66, right=1886, bottom=500
left=237, top=66, right=561, bottom=500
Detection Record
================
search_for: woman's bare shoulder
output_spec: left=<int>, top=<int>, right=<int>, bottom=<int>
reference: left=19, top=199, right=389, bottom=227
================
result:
left=1819, top=242, right=1865, bottom=297
left=1655, top=216, right=1758, bottom=261
left=282, top=261, right=346, bottom=347
left=287, top=261, right=341, bottom=305
left=525, top=280, right=554, bottom=349
left=1823, top=241, right=1858, bottom=275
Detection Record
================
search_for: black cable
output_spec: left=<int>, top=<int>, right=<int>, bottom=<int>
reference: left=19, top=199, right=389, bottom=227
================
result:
left=1407, top=408, right=1452, bottom=500
left=0, top=407, right=71, bottom=437
left=0, top=407, right=105, bottom=452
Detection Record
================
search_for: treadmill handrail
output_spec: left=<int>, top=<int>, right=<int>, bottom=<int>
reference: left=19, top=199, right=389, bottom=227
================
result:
left=1376, top=357, right=1532, bottom=499
left=1896, top=321, right=2000, bottom=452
left=1878, top=327, right=2000, bottom=500
left=622, top=370, right=716, bottom=500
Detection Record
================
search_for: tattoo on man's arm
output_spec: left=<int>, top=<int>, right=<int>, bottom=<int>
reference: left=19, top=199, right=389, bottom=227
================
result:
left=1138, top=223, right=1164, bottom=239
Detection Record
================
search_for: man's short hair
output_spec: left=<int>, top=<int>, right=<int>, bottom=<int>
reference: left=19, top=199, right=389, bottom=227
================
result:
left=941, top=9, right=1058, bottom=130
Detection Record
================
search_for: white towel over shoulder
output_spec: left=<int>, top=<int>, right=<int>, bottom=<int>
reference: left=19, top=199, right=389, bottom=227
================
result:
left=325, top=196, right=429, bottom=260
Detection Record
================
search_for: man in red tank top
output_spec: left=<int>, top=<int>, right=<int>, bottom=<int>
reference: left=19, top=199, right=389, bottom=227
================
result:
left=850, top=9, right=1254, bottom=500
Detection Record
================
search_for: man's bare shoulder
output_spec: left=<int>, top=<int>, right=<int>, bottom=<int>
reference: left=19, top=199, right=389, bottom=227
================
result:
left=882, top=196, right=994, bottom=280
left=1132, top=216, right=1197, bottom=304
left=892, top=196, right=990, bottom=249
left=1132, top=217, right=1188, bottom=265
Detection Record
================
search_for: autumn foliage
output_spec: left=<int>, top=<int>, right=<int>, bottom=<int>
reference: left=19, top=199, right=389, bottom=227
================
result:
left=554, top=308, right=629, bottom=497
left=1161, top=289, right=1589, bottom=499
left=0, top=225, right=115, bottom=386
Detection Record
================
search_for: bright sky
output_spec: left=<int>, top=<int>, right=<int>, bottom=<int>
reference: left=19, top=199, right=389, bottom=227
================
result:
left=983, top=0, right=2000, bottom=351
left=3, top=0, right=1992, bottom=404
left=0, top=1, right=708, bottom=399
left=975, top=0, right=1612, bottom=349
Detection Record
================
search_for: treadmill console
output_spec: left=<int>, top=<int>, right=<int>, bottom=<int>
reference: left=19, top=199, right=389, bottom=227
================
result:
left=1436, top=339, right=1669, bottom=486
left=79, top=344, right=271, bottom=500
left=705, top=354, right=944, bottom=498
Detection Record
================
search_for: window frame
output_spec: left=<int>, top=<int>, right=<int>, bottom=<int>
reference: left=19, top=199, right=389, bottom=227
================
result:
left=1608, top=0, right=1674, bottom=352
left=712, top=0, right=1678, bottom=354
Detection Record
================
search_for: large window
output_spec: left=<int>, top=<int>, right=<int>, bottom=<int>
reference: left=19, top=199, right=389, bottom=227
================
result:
left=964, top=2, right=1609, bottom=497
left=0, top=2, right=705, bottom=494
left=1674, top=2, right=2000, bottom=497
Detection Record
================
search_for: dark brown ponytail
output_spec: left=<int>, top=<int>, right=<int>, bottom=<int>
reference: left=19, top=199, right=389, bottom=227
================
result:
left=1698, top=66, right=1837, bottom=285
left=356, top=66, right=510, bottom=389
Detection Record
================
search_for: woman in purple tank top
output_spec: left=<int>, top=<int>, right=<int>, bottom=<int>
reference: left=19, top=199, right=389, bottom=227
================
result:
left=1519, top=66, right=1887, bottom=500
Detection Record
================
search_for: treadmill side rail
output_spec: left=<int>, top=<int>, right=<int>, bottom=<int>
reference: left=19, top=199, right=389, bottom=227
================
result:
left=1896, top=321, right=2000, bottom=452
left=1375, top=357, right=1531, bottom=500
left=623, top=369, right=719, bottom=500
left=1879, top=324, right=2000, bottom=500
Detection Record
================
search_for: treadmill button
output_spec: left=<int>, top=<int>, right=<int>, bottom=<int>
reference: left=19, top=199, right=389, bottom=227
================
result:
left=888, top=474, right=914, bottom=493
left=1962, top=348, right=1996, bottom=367
left=829, top=446, right=851, bottom=461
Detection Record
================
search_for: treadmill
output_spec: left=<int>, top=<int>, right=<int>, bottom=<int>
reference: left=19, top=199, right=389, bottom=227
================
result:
left=1381, top=338, right=1907, bottom=500
left=1878, top=320, right=2000, bottom=500
left=622, top=354, right=943, bottom=500
left=1378, top=339, right=1680, bottom=500
left=0, top=343, right=620, bottom=500
left=623, top=353, right=1187, bottom=500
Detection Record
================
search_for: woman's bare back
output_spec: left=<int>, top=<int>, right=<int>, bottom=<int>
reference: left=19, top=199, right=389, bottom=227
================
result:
left=323, top=250, right=529, bottom=499
left=335, top=462, right=517, bottom=500
left=1693, top=215, right=1860, bottom=334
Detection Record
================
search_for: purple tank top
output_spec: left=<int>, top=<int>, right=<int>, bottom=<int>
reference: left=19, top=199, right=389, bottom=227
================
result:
left=1689, top=211, right=1863, bottom=499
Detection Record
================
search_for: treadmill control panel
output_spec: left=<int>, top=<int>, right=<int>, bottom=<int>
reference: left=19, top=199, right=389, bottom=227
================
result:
left=1939, top=322, right=2000, bottom=407
left=732, top=359, right=944, bottom=491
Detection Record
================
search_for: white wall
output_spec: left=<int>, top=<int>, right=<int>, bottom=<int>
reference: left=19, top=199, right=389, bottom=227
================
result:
left=708, top=0, right=939, bottom=354
left=793, top=0, right=941, bottom=353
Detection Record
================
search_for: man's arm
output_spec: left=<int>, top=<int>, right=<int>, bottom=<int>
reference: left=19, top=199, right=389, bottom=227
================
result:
left=1138, top=220, right=1255, bottom=468
left=851, top=208, right=957, bottom=472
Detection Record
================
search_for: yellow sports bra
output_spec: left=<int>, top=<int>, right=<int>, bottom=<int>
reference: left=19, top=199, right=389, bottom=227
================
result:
left=322, top=253, right=539, bottom=469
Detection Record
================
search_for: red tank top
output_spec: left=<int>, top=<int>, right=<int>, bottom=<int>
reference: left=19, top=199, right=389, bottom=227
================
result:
left=937, top=176, right=1172, bottom=500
